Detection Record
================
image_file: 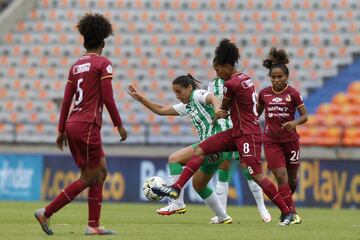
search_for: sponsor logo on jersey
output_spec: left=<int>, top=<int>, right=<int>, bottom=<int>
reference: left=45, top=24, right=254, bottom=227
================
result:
left=285, top=94, right=291, bottom=102
left=272, top=97, right=283, bottom=103
left=73, top=63, right=91, bottom=74
left=106, top=64, right=112, bottom=74
left=241, top=79, right=254, bottom=89
left=199, top=90, right=206, bottom=95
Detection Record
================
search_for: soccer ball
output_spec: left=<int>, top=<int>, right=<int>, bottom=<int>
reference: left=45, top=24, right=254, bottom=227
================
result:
left=142, top=176, right=166, bottom=201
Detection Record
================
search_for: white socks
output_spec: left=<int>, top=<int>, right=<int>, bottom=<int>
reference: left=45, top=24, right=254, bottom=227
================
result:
left=169, top=174, right=185, bottom=206
left=247, top=180, right=267, bottom=213
left=204, top=192, right=228, bottom=220
left=215, top=181, right=229, bottom=211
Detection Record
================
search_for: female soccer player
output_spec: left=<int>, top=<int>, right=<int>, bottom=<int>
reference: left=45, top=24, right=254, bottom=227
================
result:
left=128, top=74, right=232, bottom=224
left=208, top=77, right=271, bottom=223
left=257, top=47, right=308, bottom=224
left=34, top=13, right=127, bottom=235
left=153, top=39, right=294, bottom=225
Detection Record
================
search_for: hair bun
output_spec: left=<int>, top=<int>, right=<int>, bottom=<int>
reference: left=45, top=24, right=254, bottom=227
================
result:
left=266, top=47, right=289, bottom=66
left=263, top=59, right=273, bottom=69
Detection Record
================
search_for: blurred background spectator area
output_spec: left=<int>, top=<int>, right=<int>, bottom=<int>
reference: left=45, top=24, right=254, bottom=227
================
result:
left=0, top=0, right=359, bottom=149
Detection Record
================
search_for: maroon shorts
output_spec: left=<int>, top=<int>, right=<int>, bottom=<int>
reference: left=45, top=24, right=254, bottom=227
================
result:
left=65, top=122, right=105, bottom=169
left=199, top=130, right=263, bottom=176
left=264, top=140, right=300, bottom=170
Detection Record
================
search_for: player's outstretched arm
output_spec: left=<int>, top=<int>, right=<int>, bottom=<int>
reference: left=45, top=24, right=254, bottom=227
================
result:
left=127, top=85, right=179, bottom=116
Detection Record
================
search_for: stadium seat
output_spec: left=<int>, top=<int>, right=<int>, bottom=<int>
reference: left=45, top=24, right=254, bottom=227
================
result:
left=0, top=0, right=359, bottom=144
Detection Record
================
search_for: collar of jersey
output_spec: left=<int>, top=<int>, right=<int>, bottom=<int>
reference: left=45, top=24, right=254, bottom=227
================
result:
left=84, top=52, right=99, bottom=56
left=230, top=72, right=241, bottom=79
left=271, top=84, right=288, bottom=94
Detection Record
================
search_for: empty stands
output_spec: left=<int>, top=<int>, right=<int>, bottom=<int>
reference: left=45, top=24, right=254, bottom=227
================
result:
left=0, top=0, right=359, bottom=145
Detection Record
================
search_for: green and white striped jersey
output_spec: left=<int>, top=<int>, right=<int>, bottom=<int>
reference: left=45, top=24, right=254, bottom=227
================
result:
left=208, top=78, right=233, bottom=131
left=172, top=89, right=222, bottom=141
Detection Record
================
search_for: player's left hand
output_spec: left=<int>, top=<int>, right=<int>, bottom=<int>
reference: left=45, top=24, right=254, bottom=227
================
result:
left=117, top=125, right=128, bottom=142
left=281, top=121, right=297, bottom=131
left=56, top=132, right=67, bottom=151
left=212, top=109, right=229, bottom=124
left=127, top=85, right=143, bottom=101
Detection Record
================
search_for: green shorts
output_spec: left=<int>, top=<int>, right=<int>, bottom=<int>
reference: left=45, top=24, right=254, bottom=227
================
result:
left=191, top=142, right=227, bottom=175
left=223, top=151, right=239, bottom=161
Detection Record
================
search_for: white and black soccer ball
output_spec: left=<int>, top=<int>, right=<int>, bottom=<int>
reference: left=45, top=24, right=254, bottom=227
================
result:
left=142, top=176, right=166, bottom=201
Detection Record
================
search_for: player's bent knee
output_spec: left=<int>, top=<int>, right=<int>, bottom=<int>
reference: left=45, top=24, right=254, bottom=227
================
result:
left=194, top=146, right=205, bottom=156
left=168, top=153, right=177, bottom=163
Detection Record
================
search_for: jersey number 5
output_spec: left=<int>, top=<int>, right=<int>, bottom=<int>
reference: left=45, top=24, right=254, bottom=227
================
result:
left=75, top=78, right=84, bottom=106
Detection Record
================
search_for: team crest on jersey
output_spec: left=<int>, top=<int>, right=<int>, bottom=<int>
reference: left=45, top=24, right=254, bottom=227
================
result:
left=106, top=65, right=112, bottom=74
left=272, top=97, right=283, bottom=103
left=73, top=63, right=91, bottom=74
left=285, top=94, right=291, bottom=102
left=241, top=79, right=254, bottom=89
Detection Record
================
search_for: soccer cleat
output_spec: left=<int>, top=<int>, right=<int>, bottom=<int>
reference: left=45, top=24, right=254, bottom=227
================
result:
left=209, top=216, right=219, bottom=224
left=291, top=214, right=302, bottom=224
left=34, top=208, right=53, bottom=235
left=151, top=185, right=180, bottom=199
left=85, top=226, right=117, bottom=235
left=278, top=213, right=294, bottom=226
left=156, top=202, right=186, bottom=215
left=209, top=216, right=233, bottom=224
left=260, top=209, right=272, bottom=223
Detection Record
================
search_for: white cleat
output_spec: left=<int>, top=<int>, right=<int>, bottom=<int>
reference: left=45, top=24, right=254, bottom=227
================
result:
left=209, top=216, right=219, bottom=224
left=209, top=216, right=233, bottom=224
left=260, top=209, right=272, bottom=223
left=156, top=202, right=186, bottom=216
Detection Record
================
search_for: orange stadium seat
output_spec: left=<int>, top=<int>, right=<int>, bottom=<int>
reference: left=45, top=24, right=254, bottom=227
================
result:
left=0, top=0, right=359, bottom=144
left=348, top=81, right=360, bottom=94
left=322, top=126, right=342, bottom=146
left=343, top=127, right=360, bottom=146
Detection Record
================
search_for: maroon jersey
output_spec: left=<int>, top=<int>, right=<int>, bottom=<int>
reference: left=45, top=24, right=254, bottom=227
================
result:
left=58, top=53, right=122, bottom=132
left=258, top=85, right=304, bottom=142
left=223, top=73, right=261, bottom=136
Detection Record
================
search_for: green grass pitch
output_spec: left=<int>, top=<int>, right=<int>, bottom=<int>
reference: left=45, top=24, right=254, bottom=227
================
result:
left=0, top=201, right=359, bottom=240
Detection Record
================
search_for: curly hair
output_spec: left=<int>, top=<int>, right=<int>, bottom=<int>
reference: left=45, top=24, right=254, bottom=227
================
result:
left=213, top=38, right=240, bottom=66
left=76, top=12, right=113, bottom=50
left=263, top=47, right=290, bottom=76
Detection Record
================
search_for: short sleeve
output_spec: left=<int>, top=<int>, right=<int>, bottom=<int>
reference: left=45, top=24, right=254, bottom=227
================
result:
left=100, top=58, right=113, bottom=80
left=193, top=89, right=210, bottom=104
left=223, top=81, right=235, bottom=99
left=172, top=103, right=187, bottom=116
left=293, top=90, right=304, bottom=108
left=207, top=81, right=214, bottom=92
left=67, top=68, right=73, bottom=84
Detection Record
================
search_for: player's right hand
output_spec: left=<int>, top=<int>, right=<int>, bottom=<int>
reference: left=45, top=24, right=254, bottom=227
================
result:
left=56, top=132, right=67, bottom=151
left=215, top=108, right=229, bottom=118
left=127, top=85, right=142, bottom=101
left=117, top=125, right=127, bottom=142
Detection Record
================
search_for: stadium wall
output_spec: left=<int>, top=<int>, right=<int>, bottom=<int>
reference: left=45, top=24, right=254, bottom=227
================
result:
left=0, top=153, right=359, bottom=209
